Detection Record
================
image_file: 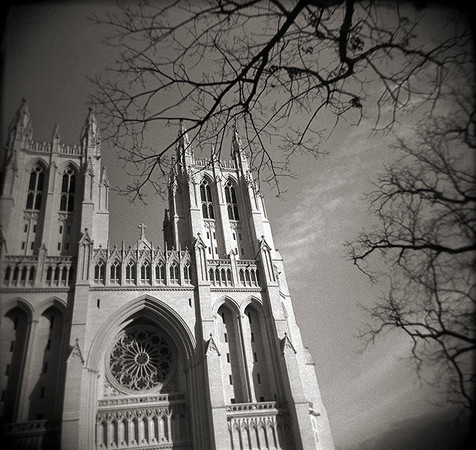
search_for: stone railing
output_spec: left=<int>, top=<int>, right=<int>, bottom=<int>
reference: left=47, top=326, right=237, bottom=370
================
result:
left=29, top=141, right=50, bottom=153
left=59, top=143, right=81, bottom=155
left=27, top=140, right=81, bottom=156
left=91, top=246, right=192, bottom=287
left=96, top=394, right=191, bottom=449
left=208, top=258, right=259, bottom=288
left=1, top=255, right=75, bottom=288
left=225, top=402, right=290, bottom=450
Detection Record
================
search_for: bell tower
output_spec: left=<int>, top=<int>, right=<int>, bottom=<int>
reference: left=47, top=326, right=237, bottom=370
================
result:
left=163, top=122, right=335, bottom=449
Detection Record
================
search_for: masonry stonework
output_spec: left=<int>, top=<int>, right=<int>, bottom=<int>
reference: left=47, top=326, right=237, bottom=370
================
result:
left=0, top=99, right=334, bottom=449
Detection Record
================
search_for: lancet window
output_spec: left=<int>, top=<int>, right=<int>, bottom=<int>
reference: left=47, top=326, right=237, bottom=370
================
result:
left=140, top=262, right=151, bottom=283
left=183, top=263, right=191, bottom=284
left=225, top=181, right=239, bottom=220
left=200, top=179, right=214, bottom=219
left=60, top=166, right=76, bottom=212
left=94, top=260, right=105, bottom=284
left=26, top=164, right=45, bottom=210
left=155, top=263, right=165, bottom=284
left=110, top=260, right=120, bottom=284
left=169, top=262, right=179, bottom=284
left=125, top=261, right=136, bottom=284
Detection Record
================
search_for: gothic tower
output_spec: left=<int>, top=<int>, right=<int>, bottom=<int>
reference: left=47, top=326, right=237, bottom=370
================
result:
left=0, top=100, right=334, bottom=449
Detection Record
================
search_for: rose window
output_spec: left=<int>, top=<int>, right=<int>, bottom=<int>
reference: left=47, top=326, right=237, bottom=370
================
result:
left=108, top=327, right=173, bottom=391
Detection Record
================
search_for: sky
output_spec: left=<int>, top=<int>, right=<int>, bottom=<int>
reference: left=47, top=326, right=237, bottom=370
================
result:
left=1, top=2, right=471, bottom=449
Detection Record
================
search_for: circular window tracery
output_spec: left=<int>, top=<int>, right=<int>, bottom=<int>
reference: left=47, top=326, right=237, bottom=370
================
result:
left=108, top=327, right=173, bottom=392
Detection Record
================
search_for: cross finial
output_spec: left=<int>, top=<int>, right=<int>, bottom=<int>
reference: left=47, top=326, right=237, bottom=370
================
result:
left=138, top=223, right=147, bottom=239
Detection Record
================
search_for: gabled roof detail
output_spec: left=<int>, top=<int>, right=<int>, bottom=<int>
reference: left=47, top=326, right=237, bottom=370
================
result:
left=259, top=236, right=271, bottom=252
left=67, top=338, right=85, bottom=365
left=79, top=228, right=93, bottom=245
left=281, top=332, right=297, bottom=355
left=100, top=166, right=109, bottom=187
left=205, top=334, right=221, bottom=356
left=194, top=233, right=207, bottom=249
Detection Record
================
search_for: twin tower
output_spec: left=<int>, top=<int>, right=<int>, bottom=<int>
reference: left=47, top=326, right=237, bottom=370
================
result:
left=0, top=99, right=334, bottom=449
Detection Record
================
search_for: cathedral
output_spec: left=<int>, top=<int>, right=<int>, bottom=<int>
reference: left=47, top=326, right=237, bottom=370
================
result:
left=0, top=99, right=334, bottom=449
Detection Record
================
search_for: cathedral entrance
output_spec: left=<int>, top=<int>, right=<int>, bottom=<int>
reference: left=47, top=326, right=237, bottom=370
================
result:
left=95, top=322, right=192, bottom=449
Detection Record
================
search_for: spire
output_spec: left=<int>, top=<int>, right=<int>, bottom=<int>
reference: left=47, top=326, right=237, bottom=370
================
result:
left=231, top=122, right=250, bottom=177
left=100, top=166, right=109, bottom=187
left=53, top=124, right=61, bottom=141
left=8, top=98, right=33, bottom=145
left=231, top=122, right=243, bottom=156
left=81, top=107, right=101, bottom=158
left=176, top=119, right=192, bottom=158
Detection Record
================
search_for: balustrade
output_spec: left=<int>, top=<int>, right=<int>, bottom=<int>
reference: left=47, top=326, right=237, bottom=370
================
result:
left=96, top=401, right=190, bottom=449
left=2, top=255, right=75, bottom=288
left=225, top=402, right=289, bottom=450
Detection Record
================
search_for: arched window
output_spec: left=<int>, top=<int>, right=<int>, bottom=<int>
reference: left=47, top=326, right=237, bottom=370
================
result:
left=28, top=266, right=35, bottom=284
left=26, top=164, right=45, bottom=210
left=183, top=263, right=191, bottom=284
left=225, top=181, right=239, bottom=220
left=20, top=266, right=27, bottom=284
left=200, top=179, right=214, bottom=219
left=155, top=263, right=165, bottom=284
left=125, top=261, right=136, bottom=284
left=60, top=166, right=75, bottom=212
left=46, top=266, right=53, bottom=283
left=140, top=262, right=150, bottom=283
left=110, top=260, right=120, bottom=284
left=94, top=260, right=105, bottom=284
left=169, top=262, right=178, bottom=284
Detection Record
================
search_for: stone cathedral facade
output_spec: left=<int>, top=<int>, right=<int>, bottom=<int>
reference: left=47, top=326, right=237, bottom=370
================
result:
left=0, top=99, right=334, bottom=450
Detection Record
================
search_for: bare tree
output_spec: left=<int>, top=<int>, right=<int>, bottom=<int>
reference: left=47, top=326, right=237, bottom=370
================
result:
left=347, top=100, right=476, bottom=411
left=91, top=0, right=472, bottom=199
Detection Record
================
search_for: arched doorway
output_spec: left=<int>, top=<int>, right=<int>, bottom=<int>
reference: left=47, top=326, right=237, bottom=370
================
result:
left=87, top=296, right=198, bottom=450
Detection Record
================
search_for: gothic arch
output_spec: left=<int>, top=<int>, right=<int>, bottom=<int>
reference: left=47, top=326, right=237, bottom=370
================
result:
left=240, top=295, right=264, bottom=314
left=223, top=174, right=239, bottom=186
left=24, top=157, right=49, bottom=172
left=0, top=297, right=34, bottom=422
left=1, top=297, right=34, bottom=319
left=56, top=160, right=80, bottom=174
left=85, top=295, right=197, bottom=449
left=87, top=294, right=195, bottom=371
left=35, top=296, right=67, bottom=320
left=212, top=295, right=240, bottom=318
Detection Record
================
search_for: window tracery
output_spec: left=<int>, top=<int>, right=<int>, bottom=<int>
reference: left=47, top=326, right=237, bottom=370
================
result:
left=60, top=166, right=75, bottom=212
left=225, top=180, right=239, bottom=220
left=200, top=179, right=214, bottom=219
left=26, top=164, right=45, bottom=210
left=108, top=327, right=173, bottom=392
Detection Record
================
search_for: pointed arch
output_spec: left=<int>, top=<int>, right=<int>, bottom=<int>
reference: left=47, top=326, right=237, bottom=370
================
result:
left=25, top=161, right=47, bottom=211
left=224, top=178, right=240, bottom=221
left=35, top=296, right=68, bottom=319
left=59, top=165, right=77, bottom=212
left=0, top=298, right=33, bottom=422
left=1, top=297, right=34, bottom=319
left=212, top=295, right=241, bottom=318
left=199, top=176, right=215, bottom=219
left=87, top=294, right=196, bottom=371
left=240, top=296, right=264, bottom=314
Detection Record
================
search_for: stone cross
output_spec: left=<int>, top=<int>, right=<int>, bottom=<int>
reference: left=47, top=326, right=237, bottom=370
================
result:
left=138, top=223, right=147, bottom=239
